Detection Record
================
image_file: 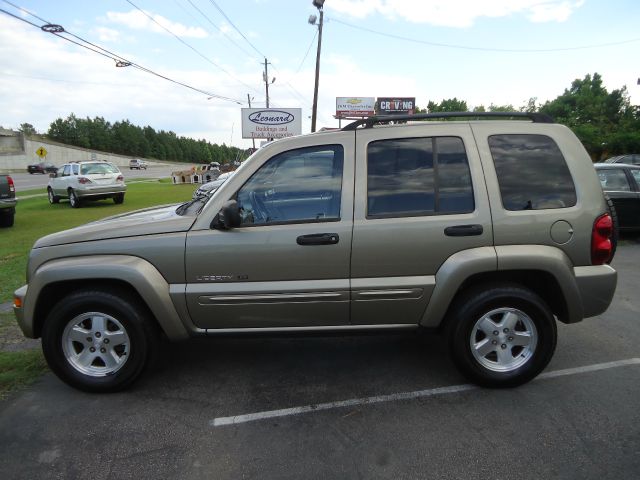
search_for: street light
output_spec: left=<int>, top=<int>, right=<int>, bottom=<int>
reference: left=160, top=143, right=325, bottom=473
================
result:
left=310, top=0, right=325, bottom=132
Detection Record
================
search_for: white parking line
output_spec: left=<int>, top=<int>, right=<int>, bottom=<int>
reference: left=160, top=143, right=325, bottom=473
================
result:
left=211, top=358, right=640, bottom=427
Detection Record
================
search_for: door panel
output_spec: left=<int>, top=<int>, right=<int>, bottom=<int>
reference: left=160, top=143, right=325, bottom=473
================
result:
left=351, top=124, right=493, bottom=325
left=185, top=135, right=355, bottom=329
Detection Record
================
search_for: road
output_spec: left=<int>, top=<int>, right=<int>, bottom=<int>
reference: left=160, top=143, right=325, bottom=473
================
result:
left=11, top=164, right=184, bottom=192
left=0, top=242, right=639, bottom=479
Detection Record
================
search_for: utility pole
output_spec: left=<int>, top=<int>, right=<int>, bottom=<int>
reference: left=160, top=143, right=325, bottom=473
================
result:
left=263, top=58, right=271, bottom=108
left=311, top=0, right=325, bottom=133
left=247, top=93, right=256, bottom=149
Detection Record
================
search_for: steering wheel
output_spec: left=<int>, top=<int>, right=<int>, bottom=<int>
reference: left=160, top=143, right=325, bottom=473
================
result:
left=249, top=191, right=270, bottom=223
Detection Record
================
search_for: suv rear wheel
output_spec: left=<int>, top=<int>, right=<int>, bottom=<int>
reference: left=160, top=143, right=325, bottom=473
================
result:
left=41, top=289, right=158, bottom=392
left=447, top=283, right=557, bottom=387
left=68, top=189, right=81, bottom=208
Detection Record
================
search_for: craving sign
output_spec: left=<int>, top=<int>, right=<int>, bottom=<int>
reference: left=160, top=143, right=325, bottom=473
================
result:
left=242, top=108, right=302, bottom=139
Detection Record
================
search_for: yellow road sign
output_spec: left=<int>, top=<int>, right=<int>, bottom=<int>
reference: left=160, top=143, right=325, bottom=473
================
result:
left=36, top=147, right=47, bottom=158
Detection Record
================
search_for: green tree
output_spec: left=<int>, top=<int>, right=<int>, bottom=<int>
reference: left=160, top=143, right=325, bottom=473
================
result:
left=18, top=123, right=37, bottom=136
left=540, top=73, right=639, bottom=160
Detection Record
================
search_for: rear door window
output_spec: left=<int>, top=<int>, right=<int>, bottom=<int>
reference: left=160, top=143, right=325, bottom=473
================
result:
left=367, top=136, right=474, bottom=217
left=489, top=134, right=577, bottom=210
left=598, top=169, right=632, bottom=191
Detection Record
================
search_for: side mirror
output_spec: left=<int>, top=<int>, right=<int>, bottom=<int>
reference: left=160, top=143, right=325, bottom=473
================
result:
left=215, top=200, right=241, bottom=229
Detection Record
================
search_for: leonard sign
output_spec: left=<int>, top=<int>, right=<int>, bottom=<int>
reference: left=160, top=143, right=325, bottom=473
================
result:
left=241, top=108, right=302, bottom=139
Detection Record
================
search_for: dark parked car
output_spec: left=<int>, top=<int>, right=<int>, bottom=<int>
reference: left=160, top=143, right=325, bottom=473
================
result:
left=0, top=173, right=17, bottom=227
left=27, top=162, right=58, bottom=174
left=595, top=163, right=640, bottom=230
left=604, top=154, right=640, bottom=166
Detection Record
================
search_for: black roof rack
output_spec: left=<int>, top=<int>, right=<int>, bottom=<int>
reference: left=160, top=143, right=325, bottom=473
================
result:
left=341, top=111, right=554, bottom=131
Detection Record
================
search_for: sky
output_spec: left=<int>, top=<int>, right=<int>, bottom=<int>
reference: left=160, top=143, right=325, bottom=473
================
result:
left=0, top=0, right=639, bottom=149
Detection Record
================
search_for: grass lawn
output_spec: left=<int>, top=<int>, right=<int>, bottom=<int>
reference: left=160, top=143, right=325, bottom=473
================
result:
left=0, top=312, right=48, bottom=398
left=0, top=179, right=195, bottom=303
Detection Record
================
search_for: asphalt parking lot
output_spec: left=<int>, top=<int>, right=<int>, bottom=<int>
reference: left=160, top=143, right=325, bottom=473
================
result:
left=1, top=242, right=639, bottom=479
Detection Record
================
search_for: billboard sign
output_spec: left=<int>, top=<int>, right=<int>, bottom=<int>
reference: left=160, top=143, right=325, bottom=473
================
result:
left=377, top=97, right=416, bottom=115
left=336, top=97, right=375, bottom=118
left=241, top=108, right=302, bottom=139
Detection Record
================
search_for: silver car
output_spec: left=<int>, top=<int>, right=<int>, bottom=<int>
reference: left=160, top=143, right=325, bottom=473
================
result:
left=192, top=171, right=234, bottom=199
left=48, top=161, right=127, bottom=208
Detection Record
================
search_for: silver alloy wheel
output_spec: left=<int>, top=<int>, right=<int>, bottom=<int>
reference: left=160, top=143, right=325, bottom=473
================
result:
left=470, top=307, right=538, bottom=372
left=48, top=188, right=54, bottom=204
left=61, top=312, right=130, bottom=377
left=69, top=190, right=78, bottom=207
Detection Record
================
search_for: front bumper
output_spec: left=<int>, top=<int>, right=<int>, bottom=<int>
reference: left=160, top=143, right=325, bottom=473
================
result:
left=13, top=285, right=33, bottom=338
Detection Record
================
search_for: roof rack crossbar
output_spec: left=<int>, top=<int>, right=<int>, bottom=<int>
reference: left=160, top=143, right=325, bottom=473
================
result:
left=341, top=111, right=554, bottom=131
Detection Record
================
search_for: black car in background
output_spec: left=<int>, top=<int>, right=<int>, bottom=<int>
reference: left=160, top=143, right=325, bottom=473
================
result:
left=595, top=163, right=640, bottom=230
left=27, top=162, right=58, bottom=174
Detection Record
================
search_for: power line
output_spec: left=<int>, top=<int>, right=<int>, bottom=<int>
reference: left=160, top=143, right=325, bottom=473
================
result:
left=330, top=17, right=640, bottom=53
left=183, top=0, right=257, bottom=61
left=124, top=0, right=259, bottom=94
left=0, top=2, right=243, bottom=103
left=207, top=0, right=265, bottom=59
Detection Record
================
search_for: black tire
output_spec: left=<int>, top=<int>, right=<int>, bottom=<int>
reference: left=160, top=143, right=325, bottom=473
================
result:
left=446, top=283, right=557, bottom=388
left=47, top=187, right=60, bottom=204
left=69, top=189, right=81, bottom=208
left=41, top=289, right=159, bottom=392
left=113, top=193, right=125, bottom=204
left=604, top=192, right=618, bottom=264
left=0, top=210, right=14, bottom=228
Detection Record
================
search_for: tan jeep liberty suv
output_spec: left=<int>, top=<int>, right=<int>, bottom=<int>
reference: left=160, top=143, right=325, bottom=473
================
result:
left=13, top=112, right=617, bottom=392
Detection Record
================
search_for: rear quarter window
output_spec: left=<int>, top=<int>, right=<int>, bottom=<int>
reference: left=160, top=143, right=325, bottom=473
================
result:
left=489, top=134, right=577, bottom=211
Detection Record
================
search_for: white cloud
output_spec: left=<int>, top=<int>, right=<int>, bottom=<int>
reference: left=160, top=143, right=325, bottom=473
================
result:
left=106, top=9, right=208, bottom=38
left=329, top=0, right=585, bottom=27
left=93, top=27, right=121, bottom=43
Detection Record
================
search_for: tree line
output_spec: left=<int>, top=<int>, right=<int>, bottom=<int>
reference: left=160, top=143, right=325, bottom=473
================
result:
left=41, top=115, right=245, bottom=165
left=17, top=72, right=640, bottom=163
left=420, top=73, right=640, bottom=161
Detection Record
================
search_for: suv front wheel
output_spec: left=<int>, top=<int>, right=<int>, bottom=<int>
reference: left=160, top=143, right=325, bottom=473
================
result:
left=41, top=289, right=158, bottom=392
left=447, top=283, right=557, bottom=388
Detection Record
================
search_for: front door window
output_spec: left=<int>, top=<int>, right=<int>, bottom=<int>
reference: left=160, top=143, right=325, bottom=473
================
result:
left=236, top=145, right=344, bottom=226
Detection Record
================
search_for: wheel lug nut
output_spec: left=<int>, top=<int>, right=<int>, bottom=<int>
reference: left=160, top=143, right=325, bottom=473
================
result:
left=493, top=331, right=499, bottom=336
left=100, top=348, right=106, bottom=353
left=103, top=339, right=109, bottom=344
left=501, top=344, right=507, bottom=349
left=89, top=347, right=96, bottom=352
left=95, top=332, right=101, bottom=338
left=508, top=336, right=514, bottom=341
left=503, top=328, right=509, bottom=333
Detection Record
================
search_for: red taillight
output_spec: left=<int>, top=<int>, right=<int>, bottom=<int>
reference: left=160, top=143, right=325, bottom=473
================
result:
left=77, top=177, right=92, bottom=184
left=591, top=213, right=613, bottom=265
left=7, top=175, right=15, bottom=192
left=117, top=175, right=124, bottom=182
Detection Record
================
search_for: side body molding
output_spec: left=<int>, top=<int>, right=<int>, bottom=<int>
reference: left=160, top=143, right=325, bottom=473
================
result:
left=22, top=255, right=189, bottom=341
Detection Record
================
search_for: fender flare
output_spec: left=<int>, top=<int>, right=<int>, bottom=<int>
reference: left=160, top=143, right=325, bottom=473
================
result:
left=24, top=255, right=189, bottom=341
left=420, top=245, right=584, bottom=327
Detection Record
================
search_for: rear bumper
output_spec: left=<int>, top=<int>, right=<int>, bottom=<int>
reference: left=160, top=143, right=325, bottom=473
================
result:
left=76, top=184, right=126, bottom=198
left=0, top=198, right=17, bottom=210
left=574, top=264, right=617, bottom=318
